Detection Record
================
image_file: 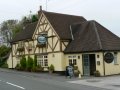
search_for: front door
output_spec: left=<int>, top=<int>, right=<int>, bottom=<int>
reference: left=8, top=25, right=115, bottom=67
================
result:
left=83, top=54, right=90, bottom=76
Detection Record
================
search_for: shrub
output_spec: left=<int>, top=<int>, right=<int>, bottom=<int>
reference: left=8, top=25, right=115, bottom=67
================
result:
left=27, top=56, right=33, bottom=71
left=33, top=55, right=37, bottom=67
left=0, top=62, right=8, bottom=68
left=32, top=65, right=37, bottom=72
left=49, top=64, right=54, bottom=73
left=15, top=64, right=21, bottom=70
left=36, top=64, right=43, bottom=72
left=94, top=70, right=101, bottom=77
left=31, top=55, right=38, bottom=72
left=20, top=56, right=26, bottom=70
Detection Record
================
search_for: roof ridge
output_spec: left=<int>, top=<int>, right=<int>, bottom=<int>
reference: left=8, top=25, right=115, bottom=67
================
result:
left=92, top=21, right=103, bottom=50
left=43, top=10, right=84, bottom=18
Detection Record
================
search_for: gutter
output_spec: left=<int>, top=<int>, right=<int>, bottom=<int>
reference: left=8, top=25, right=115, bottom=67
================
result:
left=102, top=52, right=105, bottom=76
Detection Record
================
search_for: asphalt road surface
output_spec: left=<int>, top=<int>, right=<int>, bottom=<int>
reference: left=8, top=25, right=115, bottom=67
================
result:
left=0, top=69, right=109, bottom=90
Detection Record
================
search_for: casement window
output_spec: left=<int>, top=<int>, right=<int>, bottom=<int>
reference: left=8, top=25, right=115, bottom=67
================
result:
left=37, top=55, right=48, bottom=67
left=68, top=56, right=77, bottom=65
left=114, top=53, right=118, bottom=65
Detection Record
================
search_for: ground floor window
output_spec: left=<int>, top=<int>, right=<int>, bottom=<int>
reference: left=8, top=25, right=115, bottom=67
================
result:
left=68, top=56, right=77, bottom=65
left=37, top=55, right=48, bottom=67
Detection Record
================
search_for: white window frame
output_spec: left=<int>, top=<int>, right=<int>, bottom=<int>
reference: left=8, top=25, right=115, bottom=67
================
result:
left=37, top=55, right=48, bottom=67
left=68, top=55, right=77, bottom=65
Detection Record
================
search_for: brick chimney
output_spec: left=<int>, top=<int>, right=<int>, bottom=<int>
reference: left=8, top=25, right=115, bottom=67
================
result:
left=38, top=6, right=42, bottom=17
left=40, top=6, right=42, bottom=11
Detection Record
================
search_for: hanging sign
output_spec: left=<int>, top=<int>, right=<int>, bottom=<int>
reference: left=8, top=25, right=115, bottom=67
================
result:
left=37, top=35, right=47, bottom=45
left=104, top=52, right=114, bottom=63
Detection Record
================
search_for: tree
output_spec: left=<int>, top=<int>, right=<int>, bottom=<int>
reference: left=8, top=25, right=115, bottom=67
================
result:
left=21, top=16, right=31, bottom=26
left=0, top=45, right=10, bottom=57
left=0, top=45, right=10, bottom=66
left=31, top=15, right=38, bottom=22
left=12, top=23, right=23, bottom=38
left=0, top=20, right=23, bottom=46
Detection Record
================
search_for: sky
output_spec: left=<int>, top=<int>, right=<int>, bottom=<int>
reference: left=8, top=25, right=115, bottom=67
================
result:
left=0, top=0, right=120, bottom=37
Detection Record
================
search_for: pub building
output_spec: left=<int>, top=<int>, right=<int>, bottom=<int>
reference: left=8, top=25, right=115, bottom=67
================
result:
left=7, top=7, right=120, bottom=76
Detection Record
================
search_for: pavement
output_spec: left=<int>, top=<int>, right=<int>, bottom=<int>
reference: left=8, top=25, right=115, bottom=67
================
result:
left=0, top=68, right=118, bottom=90
left=68, top=75, right=120, bottom=90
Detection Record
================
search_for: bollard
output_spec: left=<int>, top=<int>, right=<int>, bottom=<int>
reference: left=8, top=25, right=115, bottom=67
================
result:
left=79, top=74, right=81, bottom=78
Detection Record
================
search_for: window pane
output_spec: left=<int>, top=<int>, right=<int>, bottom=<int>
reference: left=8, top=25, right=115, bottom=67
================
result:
left=37, top=55, right=48, bottom=66
left=73, top=59, right=77, bottom=65
left=69, top=59, right=72, bottom=65
left=44, top=59, right=48, bottom=66
left=114, top=54, right=117, bottom=64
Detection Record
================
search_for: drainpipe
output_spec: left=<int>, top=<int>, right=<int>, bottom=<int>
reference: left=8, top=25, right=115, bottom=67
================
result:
left=103, top=52, right=105, bottom=76
left=10, top=42, right=13, bottom=69
left=70, top=25, right=74, bottom=40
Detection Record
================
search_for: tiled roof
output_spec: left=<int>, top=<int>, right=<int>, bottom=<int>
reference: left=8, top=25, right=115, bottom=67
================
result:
left=64, top=20, right=120, bottom=53
left=11, top=22, right=38, bottom=42
left=11, top=10, right=86, bottom=42
left=43, top=11, right=86, bottom=40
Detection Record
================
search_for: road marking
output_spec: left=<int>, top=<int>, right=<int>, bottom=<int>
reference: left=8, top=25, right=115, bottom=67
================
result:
left=6, top=82, right=25, bottom=90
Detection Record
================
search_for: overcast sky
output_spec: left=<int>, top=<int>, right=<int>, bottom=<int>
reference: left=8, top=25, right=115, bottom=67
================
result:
left=0, top=0, right=120, bottom=37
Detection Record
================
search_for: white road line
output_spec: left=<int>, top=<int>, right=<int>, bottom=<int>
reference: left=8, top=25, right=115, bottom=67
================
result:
left=6, top=82, right=25, bottom=90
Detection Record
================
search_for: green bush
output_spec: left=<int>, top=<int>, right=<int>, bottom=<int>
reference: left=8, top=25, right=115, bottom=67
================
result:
left=94, top=70, right=101, bottom=77
left=20, top=56, right=26, bottom=70
left=36, top=64, right=43, bottom=72
left=27, top=56, right=33, bottom=71
left=33, top=55, right=37, bottom=67
left=0, top=62, right=8, bottom=68
left=31, top=55, right=38, bottom=72
left=0, top=45, right=10, bottom=57
left=32, top=65, right=37, bottom=72
left=15, top=64, right=21, bottom=70
left=49, top=64, right=54, bottom=73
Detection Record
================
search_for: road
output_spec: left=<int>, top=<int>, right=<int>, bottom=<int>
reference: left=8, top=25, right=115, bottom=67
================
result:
left=0, top=69, right=109, bottom=90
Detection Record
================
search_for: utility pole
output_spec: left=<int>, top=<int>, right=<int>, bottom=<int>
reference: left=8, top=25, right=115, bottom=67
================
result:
left=46, top=0, right=50, bottom=11
left=46, top=0, right=48, bottom=11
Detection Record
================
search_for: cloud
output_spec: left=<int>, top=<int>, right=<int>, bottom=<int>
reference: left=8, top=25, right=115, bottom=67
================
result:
left=0, top=0, right=120, bottom=36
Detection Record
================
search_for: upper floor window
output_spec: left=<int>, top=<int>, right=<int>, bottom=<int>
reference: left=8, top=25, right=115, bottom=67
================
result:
left=18, top=41, right=24, bottom=47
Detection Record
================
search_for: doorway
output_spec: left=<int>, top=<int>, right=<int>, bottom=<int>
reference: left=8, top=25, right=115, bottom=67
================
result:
left=82, top=54, right=96, bottom=76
